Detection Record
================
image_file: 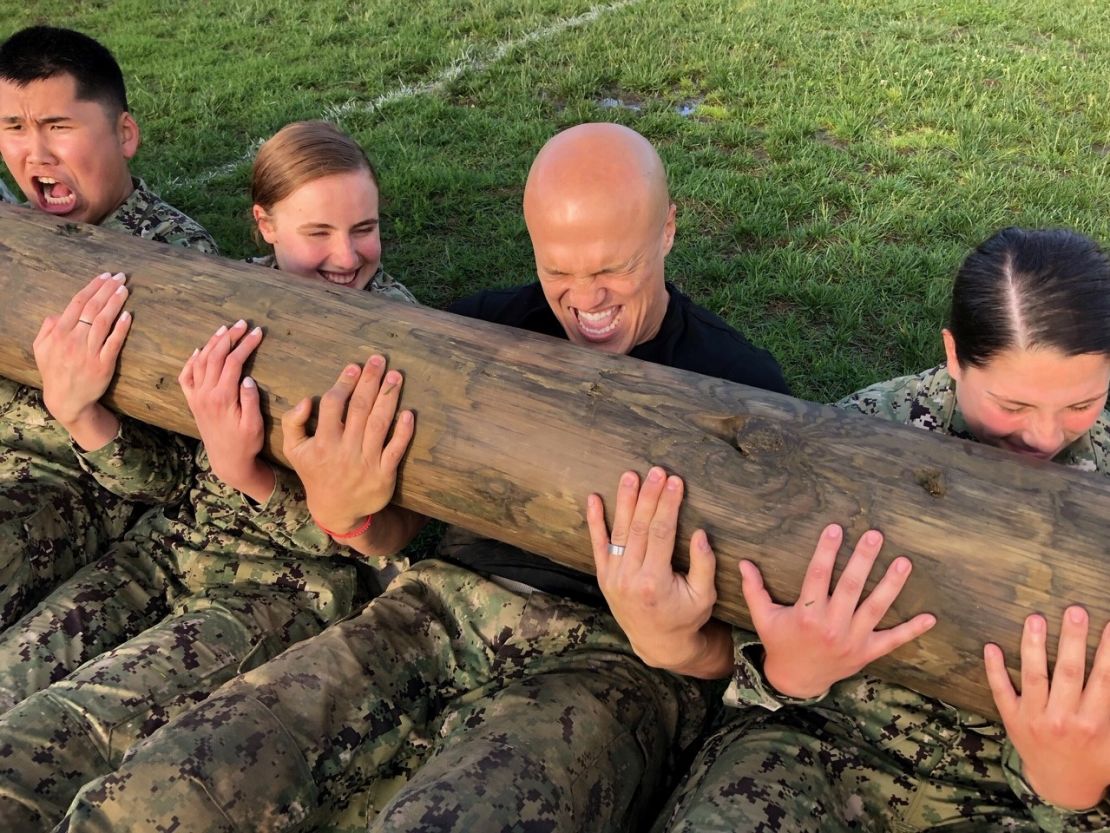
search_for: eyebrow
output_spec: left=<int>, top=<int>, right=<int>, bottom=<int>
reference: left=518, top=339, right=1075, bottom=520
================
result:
left=988, top=390, right=1103, bottom=408
left=0, top=115, right=71, bottom=125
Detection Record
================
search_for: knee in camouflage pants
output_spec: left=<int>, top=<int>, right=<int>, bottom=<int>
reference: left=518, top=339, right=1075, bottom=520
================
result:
left=0, top=542, right=325, bottom=831
left=59, top=559, right=708, bottom=833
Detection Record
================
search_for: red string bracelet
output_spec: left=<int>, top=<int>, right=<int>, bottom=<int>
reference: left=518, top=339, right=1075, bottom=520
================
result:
left=316, top=514, right=373, bottom=540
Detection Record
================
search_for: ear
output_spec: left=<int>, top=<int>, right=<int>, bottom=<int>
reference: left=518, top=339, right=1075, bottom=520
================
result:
left=117, top=112, right=140, bottom=160
left=941, top=328, right=962, bottom=382
left=661, top=202, right=677, bottom=257
left=253, top=204, right=278, bottom=245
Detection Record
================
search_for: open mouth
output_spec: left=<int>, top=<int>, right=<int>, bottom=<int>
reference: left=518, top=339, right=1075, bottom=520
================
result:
left=573, top=306, right=622, bottom=341
left=33, top=176, right=77, bottom=214
left=318, top=267, right=362, bottom=287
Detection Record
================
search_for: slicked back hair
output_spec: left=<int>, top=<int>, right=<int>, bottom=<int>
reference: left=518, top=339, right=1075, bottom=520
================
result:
left=950, top=227, right=1110, bottom=368
left=252, top=120, right=377, bottom=211
left=0, top=26, right=129, bottom=115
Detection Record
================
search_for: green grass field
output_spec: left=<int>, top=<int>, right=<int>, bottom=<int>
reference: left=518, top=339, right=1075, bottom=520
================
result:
left=4, top=0, right=1110, bottom=401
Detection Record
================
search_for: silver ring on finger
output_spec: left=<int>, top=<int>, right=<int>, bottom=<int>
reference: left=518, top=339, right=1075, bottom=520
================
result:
left=607, top=543, right=626, bottom=557
left=78, top=319, right=94, bottom=326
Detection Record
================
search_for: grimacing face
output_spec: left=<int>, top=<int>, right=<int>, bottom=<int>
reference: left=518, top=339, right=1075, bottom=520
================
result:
left=529, top=202, right=675, bottom=356
left=0, top=73, right=137, bottom=224
left=944, top=331, right=1110, bottom=460
left=253, top=169, right=382, bottom=291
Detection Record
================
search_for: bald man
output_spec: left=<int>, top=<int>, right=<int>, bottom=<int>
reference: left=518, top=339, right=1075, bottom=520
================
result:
left=59, top=124, right=788, bottom=833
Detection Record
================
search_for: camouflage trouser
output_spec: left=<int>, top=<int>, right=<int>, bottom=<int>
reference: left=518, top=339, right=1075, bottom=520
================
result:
left=0, top=542, right=326, bottom=831
left=656, top=689, right=1047, bottom=833
left=0, top=480, right=118, bottom=630
left=59, top=558, right=707, bottom=833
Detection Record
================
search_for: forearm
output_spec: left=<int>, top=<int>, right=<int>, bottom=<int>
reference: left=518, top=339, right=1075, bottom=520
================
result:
left=340, top=506, right=427, bottom=560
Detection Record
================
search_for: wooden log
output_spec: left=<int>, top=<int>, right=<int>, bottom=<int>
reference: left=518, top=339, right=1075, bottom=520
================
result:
left=1, top=201, right=1108, bottom=719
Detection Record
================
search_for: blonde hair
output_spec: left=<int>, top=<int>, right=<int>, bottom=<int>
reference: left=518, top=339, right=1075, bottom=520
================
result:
left=251, top=120, right=378, bottom=211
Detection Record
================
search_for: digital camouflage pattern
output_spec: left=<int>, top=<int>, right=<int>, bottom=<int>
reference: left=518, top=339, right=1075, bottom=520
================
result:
left=657, top=365, right=1110, bottom=833
left=0, top=442, right=358, bottom=830
left=55, top=557, right=707, bottom=833
left=0, top=266, right=418, bottom=831
left=0, top=178, right=218, bottom=629
left=248, top=254, right=419, bottom=305
left=0, top=177, right=15, bottom=203
left=101, top=178, right=218, bottom=254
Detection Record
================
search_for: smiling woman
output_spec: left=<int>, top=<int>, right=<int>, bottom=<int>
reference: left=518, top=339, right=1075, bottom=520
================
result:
left=248, top=120, right=403, bottom=294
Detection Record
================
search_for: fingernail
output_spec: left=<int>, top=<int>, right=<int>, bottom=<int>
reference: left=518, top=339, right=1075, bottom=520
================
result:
left=112, top=272, right=125, bottom=281
left=115, top=284, right=127, bottom=295
left=1028, top=614, right=1045, bottom=634
left=401, top=410, right=413, bottom=424
left=1069, top=606, right=1087, bottom=624
left=697, top=532, right=712, bottom=551
left=922, top=614, right=936, bottom=629
left=345, top=364, right=360, bottom=377
left=251, top=326, right=262, bottom=336
left=369, top=355, right=385, bottom=367
left=385, top=371, right=402, bottom=385
left=119, top=310, right=131, bottom=321
left=666, top=475, right=681, bottom=491
left=865, top=530, right=881, bottom=546
left=647, top=467, right=664, bottom=482
left=242, top=376, right=256, bottom=388
left=620, top=472, right=637, bottom=487
left=97, top=272, right=111, bottom=280
left=215, top=325, right=227, bottom=336
left=894, top=556, right=911, bottom=574
left=825, top=524, right=842, bottom=539
left=234, top=319, right=247, bottom=329
left=191, top=348, right=199, bottom=357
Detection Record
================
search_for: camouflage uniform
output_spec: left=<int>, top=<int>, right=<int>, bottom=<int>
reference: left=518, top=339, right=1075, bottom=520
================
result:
left=55, top=552, right=705, bottom=833
left=657, top=365, right=1110, bottom=833
left=0, top=177, right=15, bottom=203
left=0, top=177, right=217, bottom=629
left=0, top=262, right=418, bottom=831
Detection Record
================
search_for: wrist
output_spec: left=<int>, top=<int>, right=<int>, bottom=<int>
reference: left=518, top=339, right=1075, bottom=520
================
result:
left=221, top=459, right=276, bottom=504
left=62, top=403, right=121, bottom=452
left=314, top=513, right=373, bottom=540
left=1025, top=765, right=1107, bottom=811
left=762, top=653, right=832, bottom=700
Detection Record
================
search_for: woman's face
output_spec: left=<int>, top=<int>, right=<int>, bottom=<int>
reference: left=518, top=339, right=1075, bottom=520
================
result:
left=944, top=330, right=1110, bottom=460
left=253, top=169, right=381, bottom=290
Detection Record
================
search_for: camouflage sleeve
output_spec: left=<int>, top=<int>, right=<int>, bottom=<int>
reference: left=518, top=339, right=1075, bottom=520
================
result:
left=0, top=178, right=16, bottom=204
left=198, top=455, right=340, bottom=557
left=1001, top=740, right=1110, bottom=832
left=722, top=626, right=830, bottom=711
left=369, top=270, right=419, bottom=305
left=73, top=416, right=196, bottom=504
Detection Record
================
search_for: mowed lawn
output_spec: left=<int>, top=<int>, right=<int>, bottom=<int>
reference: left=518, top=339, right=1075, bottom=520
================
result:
left=4, top=0, right=1110, bottom=401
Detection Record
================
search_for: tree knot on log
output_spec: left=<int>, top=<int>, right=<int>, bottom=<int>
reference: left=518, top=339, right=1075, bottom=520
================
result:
left=689, top=413, right=787, bottom=458
left=914, top=467, right=947, bottom=498
left=54, top=223, right=91, bottom=239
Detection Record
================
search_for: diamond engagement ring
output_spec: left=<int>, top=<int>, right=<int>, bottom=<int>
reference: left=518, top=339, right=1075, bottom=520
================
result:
left=607, top=543, right=626, bottom=556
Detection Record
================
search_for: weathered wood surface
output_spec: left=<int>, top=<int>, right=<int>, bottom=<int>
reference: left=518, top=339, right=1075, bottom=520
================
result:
left=1, top=201, right=1108, bottom=719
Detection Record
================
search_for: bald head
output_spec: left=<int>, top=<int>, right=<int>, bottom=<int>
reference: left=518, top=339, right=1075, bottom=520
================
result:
left=523, top=123, right=676, bottom=355
left=523, top=122, right=670, bottom=232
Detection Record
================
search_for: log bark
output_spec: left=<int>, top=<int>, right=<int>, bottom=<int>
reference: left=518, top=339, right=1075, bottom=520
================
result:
left=1, top=201, right=1108, bottom=720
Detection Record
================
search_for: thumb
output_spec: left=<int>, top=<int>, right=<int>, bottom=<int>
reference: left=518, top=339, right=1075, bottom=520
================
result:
left=281, top=397, right=313, bottom=455
left=240, top=376, right=262, bottom=425
left=686, top=529, right=718, bottom=599
left=739, top=559, right=776, bottom=636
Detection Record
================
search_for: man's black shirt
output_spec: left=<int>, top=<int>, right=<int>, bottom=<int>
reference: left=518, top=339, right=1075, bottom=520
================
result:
left=441, top=281, right=790, bottom=606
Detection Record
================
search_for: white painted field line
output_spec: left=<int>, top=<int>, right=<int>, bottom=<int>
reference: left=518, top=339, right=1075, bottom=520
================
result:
left=175, top=0, right=643, bottom=190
